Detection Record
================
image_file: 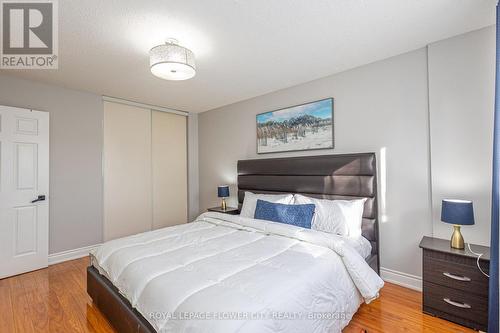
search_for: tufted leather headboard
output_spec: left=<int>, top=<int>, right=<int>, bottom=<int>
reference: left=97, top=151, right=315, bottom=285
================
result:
left=237, top=153, right=380, bottom=274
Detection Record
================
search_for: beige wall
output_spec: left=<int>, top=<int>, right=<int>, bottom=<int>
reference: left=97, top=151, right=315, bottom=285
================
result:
left=199, top=47, right=433, bottom=278
left=0, top=74, right=198, bottom=254
left=428, top=26, right=495, bottom=247
left=198, top=27, right=495, bottom=279
left=0, top=74, right=103, bottom=254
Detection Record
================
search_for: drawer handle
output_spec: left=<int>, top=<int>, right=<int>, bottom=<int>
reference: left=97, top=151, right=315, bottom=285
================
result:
left=443, top=298, right=471, bottom=309
left=442, top=272, right=471, bottom=282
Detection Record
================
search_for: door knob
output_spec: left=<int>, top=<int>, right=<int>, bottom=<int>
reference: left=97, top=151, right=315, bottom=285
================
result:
left=31, top=195, right=46, bottom=203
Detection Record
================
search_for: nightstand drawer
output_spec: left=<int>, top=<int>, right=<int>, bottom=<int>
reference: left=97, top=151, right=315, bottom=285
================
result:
left=423, top=281, right=488, bottom=329
left=420, top=236, right=490, bottom=331
left=423, top=256, right=489, bottom=297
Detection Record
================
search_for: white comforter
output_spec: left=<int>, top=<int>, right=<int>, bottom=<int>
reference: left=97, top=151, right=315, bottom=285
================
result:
left=92, top=212, right=384, bottom=333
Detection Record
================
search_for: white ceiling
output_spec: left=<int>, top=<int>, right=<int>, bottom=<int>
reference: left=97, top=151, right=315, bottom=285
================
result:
left=1, top=0, right=495, bottom=113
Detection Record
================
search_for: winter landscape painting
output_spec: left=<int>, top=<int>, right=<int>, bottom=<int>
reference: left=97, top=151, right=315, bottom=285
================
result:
left=256, top=98, right=334, bottom=154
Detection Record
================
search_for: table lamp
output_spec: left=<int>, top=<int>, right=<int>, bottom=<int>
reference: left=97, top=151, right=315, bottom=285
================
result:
left=441, top=199, right=475, bottom=249
left=217, top=185, right=229, bottom=211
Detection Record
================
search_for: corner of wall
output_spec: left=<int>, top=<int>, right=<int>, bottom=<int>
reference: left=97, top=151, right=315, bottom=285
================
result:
left=188, top=113, right=200, bottom=220
left=425, top=44, right=435, bottom=238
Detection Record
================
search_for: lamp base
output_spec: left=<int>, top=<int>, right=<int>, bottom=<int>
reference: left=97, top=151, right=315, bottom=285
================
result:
left=221, top=198, right=227, bottom=211
left=450, top=225, right=464, bottom=250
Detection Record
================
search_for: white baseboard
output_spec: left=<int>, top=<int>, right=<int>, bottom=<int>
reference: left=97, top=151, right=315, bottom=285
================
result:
left=48, top=244, right=101, bottom=265
left=380, top=267, right=422, bottom=291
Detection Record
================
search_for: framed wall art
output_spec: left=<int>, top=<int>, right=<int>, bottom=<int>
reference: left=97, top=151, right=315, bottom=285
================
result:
left=256, top=98, right=334, bottom=154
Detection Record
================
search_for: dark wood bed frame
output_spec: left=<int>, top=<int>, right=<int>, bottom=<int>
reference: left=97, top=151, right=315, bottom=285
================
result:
left=87, top=152, right=380, bottom=332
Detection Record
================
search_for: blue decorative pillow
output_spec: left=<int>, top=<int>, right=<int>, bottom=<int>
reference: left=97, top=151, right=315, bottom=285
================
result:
left=254, top=199, right=315, bottom=229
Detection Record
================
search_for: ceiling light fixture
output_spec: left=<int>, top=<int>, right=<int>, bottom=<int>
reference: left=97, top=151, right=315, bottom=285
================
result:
left=149, top=38, right=196, bottom=81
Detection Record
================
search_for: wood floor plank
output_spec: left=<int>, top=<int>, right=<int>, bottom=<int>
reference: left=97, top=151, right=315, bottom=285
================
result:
left=0, top=257, right=479, bottom=333
left=50, top=263, right=95, bottom=333
left=18, top=270, right=50, bottom=332
left=7, top=274, right=35, bottom=333
left=47, top=284, right=76, bottom=333
left=85, top=303, right=116, bottom=333
left=0, top=278, right=16, bottom=333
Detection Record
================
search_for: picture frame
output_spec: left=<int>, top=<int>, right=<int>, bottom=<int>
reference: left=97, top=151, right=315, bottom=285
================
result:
left=256, top=98, right=334, bottom=154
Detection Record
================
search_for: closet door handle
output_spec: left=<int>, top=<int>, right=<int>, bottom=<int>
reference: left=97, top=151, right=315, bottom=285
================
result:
left=443, top=298, right=471, bottom=309
left=442, top=272, right=471, bottom=282
left=31, top=195, right=46, bottom=203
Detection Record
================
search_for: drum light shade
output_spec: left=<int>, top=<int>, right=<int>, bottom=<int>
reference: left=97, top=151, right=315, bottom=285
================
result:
left=150, top=39, right=196, bottom=81
left=441, top=199, right=475, bottom=226
left=217, top=185, right=230, bottom=198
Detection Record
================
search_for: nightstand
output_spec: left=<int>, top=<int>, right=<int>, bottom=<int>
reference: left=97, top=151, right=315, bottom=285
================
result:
left=419, top=236, right=490, bottom=331
left=207, top=206, right=239, bottom=215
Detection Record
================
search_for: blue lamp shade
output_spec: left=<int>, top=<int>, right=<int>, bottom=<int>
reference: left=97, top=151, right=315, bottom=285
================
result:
left=441, top=199, right=475, bottom=226
left=217, top=185, right=230, bottom=198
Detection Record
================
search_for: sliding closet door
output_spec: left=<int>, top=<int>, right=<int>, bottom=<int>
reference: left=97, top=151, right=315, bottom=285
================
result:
left=152, top=111, right=187, bottom=229
left=103, top=102, right=152, bottom=241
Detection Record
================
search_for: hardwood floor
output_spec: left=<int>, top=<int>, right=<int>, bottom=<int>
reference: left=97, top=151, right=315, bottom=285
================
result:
left=0, top=257, right=475, bottom=333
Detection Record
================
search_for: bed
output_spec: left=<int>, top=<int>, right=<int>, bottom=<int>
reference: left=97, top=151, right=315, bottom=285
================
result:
left=87, top=153, right=383, bottom=333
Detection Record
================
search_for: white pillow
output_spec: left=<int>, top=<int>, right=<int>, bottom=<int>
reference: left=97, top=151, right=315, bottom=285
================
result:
left=240, top=191, right=294, bottom=218
left=294, top=194, right=367, bottom=237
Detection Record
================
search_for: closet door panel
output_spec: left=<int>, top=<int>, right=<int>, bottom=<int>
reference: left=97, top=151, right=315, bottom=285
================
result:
left=152, top=111, right=187, bottom=229
left=103, top=102, right=152, bottom=241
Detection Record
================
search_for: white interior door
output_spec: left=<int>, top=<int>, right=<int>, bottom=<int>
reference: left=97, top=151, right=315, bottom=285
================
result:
left=0, top=106, right=49, bottom=279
